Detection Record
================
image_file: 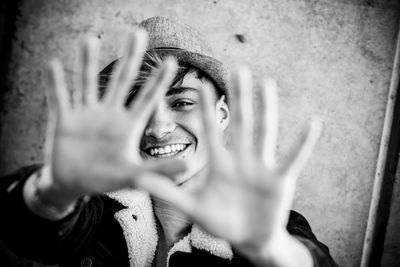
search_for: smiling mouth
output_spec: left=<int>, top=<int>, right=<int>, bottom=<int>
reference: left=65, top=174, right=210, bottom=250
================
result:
left=143, top=144, right=190, bottom=158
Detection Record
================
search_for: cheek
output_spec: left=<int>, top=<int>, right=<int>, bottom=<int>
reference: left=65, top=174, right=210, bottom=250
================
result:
left=175, top=109, right=207, bottom=150
left=176, top=109, right=203, bottom=134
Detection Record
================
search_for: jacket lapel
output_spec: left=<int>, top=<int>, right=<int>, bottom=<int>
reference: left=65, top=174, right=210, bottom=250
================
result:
left=190, top=225, right=233, bottom=260
left=106, top=189, right=158, bottom=267
left=106, top=190, right=233, bottom=267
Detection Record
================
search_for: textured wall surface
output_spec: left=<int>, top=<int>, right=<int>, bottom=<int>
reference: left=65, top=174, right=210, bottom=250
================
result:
left=1, top=1, right=399, bottom=266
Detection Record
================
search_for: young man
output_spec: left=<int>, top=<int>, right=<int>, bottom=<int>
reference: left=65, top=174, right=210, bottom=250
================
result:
left=0, top=17, right=337, bottom=267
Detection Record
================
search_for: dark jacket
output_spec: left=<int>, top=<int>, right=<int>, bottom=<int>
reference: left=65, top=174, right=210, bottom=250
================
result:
left=0, top=165, right=338, bottom=267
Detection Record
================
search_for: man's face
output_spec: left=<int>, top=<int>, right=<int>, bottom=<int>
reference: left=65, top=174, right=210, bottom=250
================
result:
left=140, top=71, right=229, bottom=185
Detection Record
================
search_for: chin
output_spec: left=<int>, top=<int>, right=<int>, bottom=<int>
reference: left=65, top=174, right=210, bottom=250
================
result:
left=174, top=172, right=193, bottom=185
left=174, top=160, right=209, bottom=190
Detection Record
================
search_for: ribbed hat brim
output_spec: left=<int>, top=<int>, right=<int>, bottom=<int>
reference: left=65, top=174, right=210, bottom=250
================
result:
left=98, top=49, right=230, bottom=104
left=151, top=48, right=230, bottom=102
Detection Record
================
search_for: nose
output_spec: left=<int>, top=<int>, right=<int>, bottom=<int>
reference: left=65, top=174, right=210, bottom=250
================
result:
left=144, top=104, right=176, bottom=139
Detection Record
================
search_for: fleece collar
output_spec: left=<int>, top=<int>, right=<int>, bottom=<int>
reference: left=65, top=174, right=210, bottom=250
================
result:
left=106, top=189, right=233, bottom=267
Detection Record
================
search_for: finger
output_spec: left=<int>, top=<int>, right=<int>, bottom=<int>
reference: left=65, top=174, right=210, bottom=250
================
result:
left=78, top=36, right=100, bottom=105
left=280, top=119, right=322, bottom=180
left=44, top=113, right=56, bottom=163
left=135, top=173, right=196, bottom=216
left=104, top=29, right=148, bottom=107
left=260, top=79, right=278, bottom=168
left=45, top=59, right=69, bottom=163
left=128, top=57, right=177, bottom=129
left=44, top=67, right=57, bottom=162
left=46, top=58, right=70, bottom=116
left=199, top=86, right=224, bottom=163
left=230, top=66, right=254, bottom=161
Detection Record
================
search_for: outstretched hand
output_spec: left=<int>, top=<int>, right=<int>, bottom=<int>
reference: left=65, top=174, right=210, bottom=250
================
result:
left=42, top=31, right=184, bottom=206
left=141, top=67, right=321, bottom=266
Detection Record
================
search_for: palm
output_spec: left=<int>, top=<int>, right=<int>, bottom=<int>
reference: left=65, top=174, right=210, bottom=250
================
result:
left=52, top=107, right=140, bottom=193
left=192, top=163, right=283, bottom=245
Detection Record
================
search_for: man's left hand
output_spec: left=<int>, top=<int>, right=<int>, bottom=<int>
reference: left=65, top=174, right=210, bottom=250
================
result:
left=142, top=67, right=320, bottom=267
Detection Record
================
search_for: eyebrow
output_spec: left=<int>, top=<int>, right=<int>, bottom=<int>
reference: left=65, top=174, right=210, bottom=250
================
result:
left=166, top=87, right=199, bottom=96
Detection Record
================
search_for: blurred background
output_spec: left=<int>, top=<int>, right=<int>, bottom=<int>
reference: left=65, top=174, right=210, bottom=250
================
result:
left=0, top=0, right=399, bottom=266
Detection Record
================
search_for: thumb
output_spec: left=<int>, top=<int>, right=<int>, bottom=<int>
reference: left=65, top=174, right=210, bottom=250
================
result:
left=135, top=172, right=196, bottom=217
left=143, top=159, right=187, bottom=179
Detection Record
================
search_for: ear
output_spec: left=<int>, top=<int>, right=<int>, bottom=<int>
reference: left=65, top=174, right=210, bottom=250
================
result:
left=215, top=95, right=229, bottom=131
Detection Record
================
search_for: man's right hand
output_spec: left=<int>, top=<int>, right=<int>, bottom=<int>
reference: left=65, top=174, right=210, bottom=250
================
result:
left=24, top=30, right=183, bottom=219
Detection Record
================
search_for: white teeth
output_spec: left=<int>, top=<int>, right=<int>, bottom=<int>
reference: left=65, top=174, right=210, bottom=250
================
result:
left=148, top=144, right=187, bottom=156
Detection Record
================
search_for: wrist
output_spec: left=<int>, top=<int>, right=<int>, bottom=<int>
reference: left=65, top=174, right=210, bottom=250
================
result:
left=243, top=229, right=314, bottom=267
left=23, top=165, right=77, bottom=220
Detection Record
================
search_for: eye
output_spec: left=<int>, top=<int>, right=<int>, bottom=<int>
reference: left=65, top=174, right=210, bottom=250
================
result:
left=170, top=99, right=195, bottom=110
left=173, top=101, right=192, bottom=107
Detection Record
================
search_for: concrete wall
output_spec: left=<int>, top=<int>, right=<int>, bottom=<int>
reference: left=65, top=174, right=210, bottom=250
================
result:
left=1, top=1, right=399, bottom=266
